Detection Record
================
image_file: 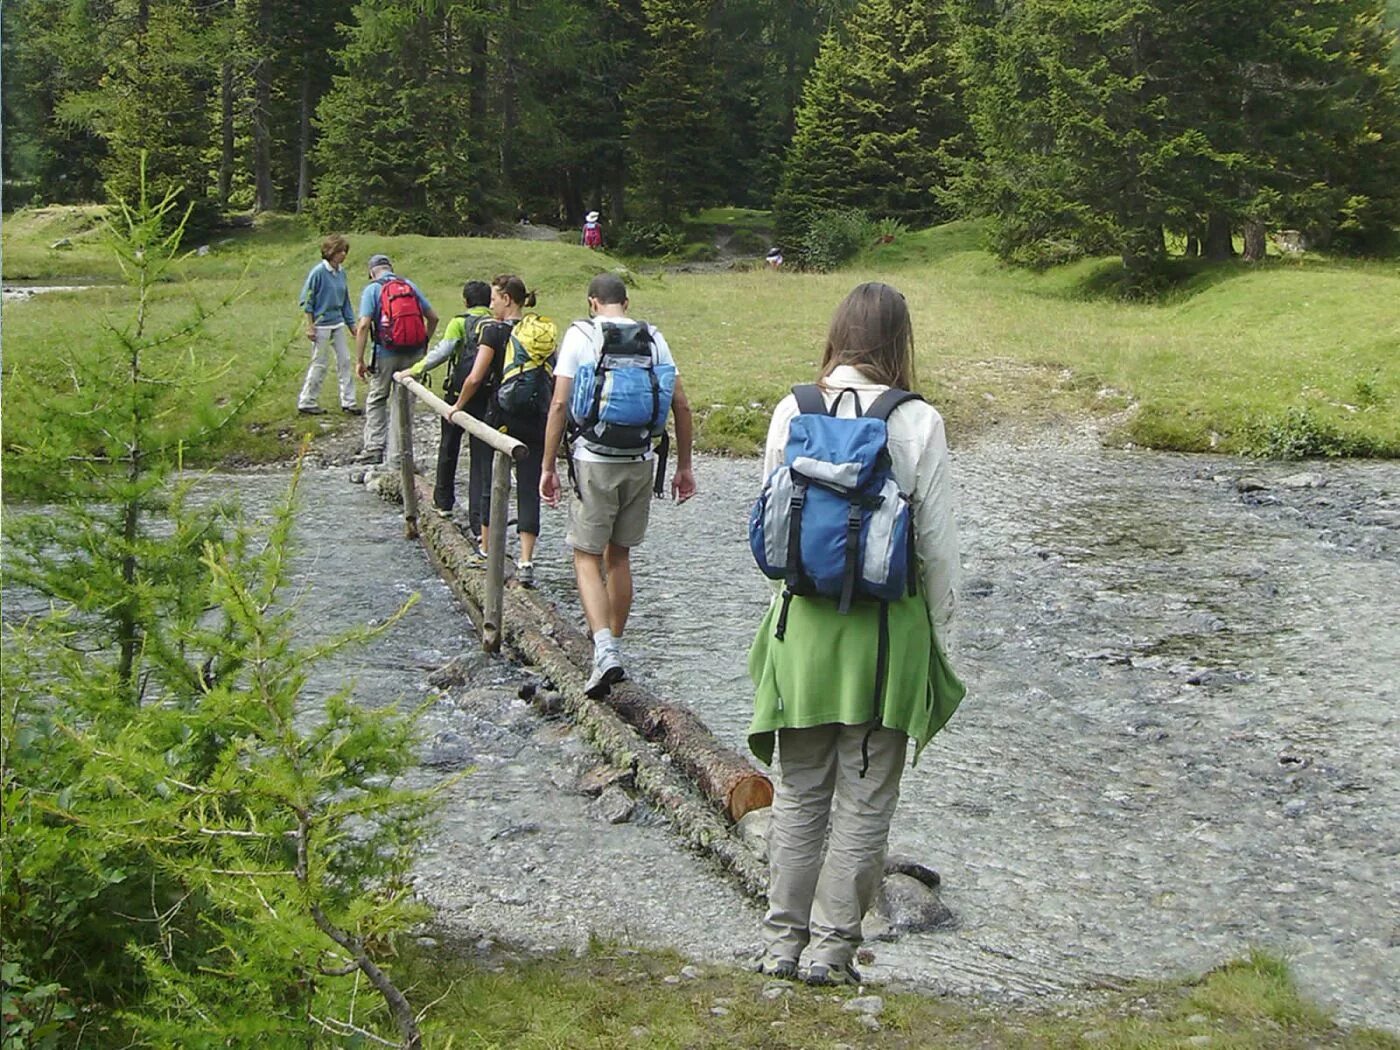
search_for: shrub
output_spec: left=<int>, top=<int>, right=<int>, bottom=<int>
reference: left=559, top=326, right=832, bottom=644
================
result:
left=799, top=208, right=877, bottom=272
left=612, top=220, right=687, bottom=258
left=1243, top=407, right=1362, bottom=459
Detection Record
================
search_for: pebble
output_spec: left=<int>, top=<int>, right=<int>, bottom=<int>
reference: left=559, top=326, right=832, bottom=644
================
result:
left=842, top=995, right=885, bottom=1017
left=662, top=975, right=681, bottom=985
left=680, top=965, right=702, bottom=980
left=1187, top=1014, right=1208, bottom=1025
left=857, top=1015, right=881, bottom=1031
left=710, top=1006, right=729, bottom=1017
left=761, top=984, right=791, bottom=1000
left=1081, top=1030, right=1110, bottom=1043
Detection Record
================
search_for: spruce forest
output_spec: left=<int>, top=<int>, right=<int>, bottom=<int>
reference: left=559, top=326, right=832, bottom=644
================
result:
left=4, top=0, right=1400, bottom=273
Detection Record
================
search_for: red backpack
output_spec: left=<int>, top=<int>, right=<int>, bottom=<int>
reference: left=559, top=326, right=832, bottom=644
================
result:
left=582, top=222, right=603, bottom=249
left=376, top=277, right=428, bottom=352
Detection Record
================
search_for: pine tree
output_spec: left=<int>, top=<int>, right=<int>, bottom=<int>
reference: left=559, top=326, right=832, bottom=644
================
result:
left=625, top=0, right=728, bottom=220
left=99, top=0, right=219, bottom=236
left=952, top=0, right=1400, bottom=272
left=773, top=0, right=967, bottom=254
left=2, top=168, right=432, bottom=1047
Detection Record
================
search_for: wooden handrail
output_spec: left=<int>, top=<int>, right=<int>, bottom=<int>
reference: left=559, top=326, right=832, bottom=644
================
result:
left=393, top=373, right=527, bottom=461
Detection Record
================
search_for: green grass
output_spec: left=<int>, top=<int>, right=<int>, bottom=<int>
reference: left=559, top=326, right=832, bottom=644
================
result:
left=396, top=943, right=1397, bottom=1049
left=3, top=207, right=1398, bottom=480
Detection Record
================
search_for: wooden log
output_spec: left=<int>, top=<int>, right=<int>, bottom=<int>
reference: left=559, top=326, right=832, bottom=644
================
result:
left=481, top=449, right=511, bottom=653
left=396, top=384, right=419, bottom=540
left=370, top=471, right=772, bottom=897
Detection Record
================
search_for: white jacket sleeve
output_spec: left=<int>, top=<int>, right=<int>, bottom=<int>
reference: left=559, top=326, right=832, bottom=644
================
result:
left=909, top=410, right=960, bottom=632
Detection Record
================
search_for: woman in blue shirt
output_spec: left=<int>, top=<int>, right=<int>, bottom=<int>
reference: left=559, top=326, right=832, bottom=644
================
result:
left=296, top=233, right=359, bottom=415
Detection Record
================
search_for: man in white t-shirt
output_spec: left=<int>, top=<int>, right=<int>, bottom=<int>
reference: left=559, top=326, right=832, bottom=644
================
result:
left=540, top=273, right=697, bottom=697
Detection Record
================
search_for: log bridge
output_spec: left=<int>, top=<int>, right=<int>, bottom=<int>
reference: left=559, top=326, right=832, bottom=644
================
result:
left=377, top=378, right=773, bottom=898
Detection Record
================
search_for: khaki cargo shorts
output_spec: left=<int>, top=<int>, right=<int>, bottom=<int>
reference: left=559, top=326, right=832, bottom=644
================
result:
left=567, top=459, right=655, bottom=554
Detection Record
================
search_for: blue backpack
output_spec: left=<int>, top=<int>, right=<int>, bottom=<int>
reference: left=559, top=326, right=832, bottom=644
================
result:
left=749, top=385, right=921, bottom=632
left=568, top=319, right=678, bottom=494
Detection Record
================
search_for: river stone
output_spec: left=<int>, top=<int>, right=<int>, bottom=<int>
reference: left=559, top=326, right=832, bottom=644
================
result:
left=1279, top=471, right=1327, bottom=489
left=735, top=807, right=771, bottom=860
left=1236, top=476, right=1270, bottom=493
left=592, top=785, right=637, bottom=824
left=873, top=873, right=954, bottom=933
left=577, top=764, right=633, bottom=797
left=428, top=653, right=492, bottom=690
left=842, top=995, right=884, bottom=1016
left=532, top=689, right=565, bottom=717
left=420, top=730, right=473, bottom=770
left=883, top=853, right=941, bottom=888
left=50, top=237, right=71, bottom=249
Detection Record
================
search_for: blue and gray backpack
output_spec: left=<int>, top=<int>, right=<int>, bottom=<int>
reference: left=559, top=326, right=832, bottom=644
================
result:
left=749, top=384, right=922, bottom=633
left=567, top=319, right=678, bottom=495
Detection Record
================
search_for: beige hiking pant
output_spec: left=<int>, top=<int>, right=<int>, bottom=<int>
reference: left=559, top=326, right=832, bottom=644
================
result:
left=762, top=722, right=907, bottom=968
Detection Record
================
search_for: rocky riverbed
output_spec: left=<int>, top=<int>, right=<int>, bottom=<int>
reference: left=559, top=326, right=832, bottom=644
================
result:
left=134, top=423, right=1398, bottom=1032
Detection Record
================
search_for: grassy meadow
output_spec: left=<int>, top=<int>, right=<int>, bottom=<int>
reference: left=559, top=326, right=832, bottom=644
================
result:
left=398, top=943, right=1398, bottom=1049
left=2, top=205, right=1398, bottom=478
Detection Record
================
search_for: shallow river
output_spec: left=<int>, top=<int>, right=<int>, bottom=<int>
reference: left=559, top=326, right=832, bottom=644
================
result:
left=117, top=435, right=1399, bottom=1031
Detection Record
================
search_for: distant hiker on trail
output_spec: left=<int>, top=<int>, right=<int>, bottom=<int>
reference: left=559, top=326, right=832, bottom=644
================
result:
left=297, top=233, right=359, bottom=416
left=746, top=281, right=964, bottom=986
left=354, top=253, right=438, bottom=465
left=398, top=280, right=493, bottom=536
left=447, top=274, right=556, bottom=583
left=581, top=211, right=604, bottom=250
left=539, top=272, right=696, bottom=698
left=765, top=247, right=784, bottom=270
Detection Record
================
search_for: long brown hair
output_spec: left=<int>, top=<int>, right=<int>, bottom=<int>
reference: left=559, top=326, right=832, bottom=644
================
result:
left=818, top=282, right=916, bottom=391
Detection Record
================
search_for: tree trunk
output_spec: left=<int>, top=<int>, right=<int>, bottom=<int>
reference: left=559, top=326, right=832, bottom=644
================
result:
left=499, top=0, right=519, bottom=189
left=1204, top=213, right=1235, bottom=261
left=467, top=23, right=489, bottom=223
left=296, top=67, right=310, bottom=213
left=252, top=62, right=275, bottom=211
left=1242, top=220, right=1267, bottom=262
left=1183, top=231, right=1200, bottom=258
left=218, top=61, right=234, bottom=209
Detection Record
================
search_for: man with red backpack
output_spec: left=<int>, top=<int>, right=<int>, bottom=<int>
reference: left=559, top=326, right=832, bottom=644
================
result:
left=354, top=253, right=438, bottom=464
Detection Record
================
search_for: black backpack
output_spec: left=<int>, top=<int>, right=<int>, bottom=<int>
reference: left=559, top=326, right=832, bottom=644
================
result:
left=445, top=312, right=496, bottom=403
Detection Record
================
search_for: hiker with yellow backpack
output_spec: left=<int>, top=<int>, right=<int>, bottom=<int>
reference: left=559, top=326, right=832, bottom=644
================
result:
left=446, top=273, right=557, bottom=585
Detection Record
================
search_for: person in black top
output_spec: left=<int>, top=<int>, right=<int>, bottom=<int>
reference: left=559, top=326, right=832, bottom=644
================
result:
left=400, top=280, right=493, bottom=533
left=448, top=274, right=546, bottom=581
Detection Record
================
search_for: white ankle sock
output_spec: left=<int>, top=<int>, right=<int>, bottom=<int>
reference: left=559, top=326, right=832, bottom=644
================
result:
left=592, top=628, right=614, bottom=659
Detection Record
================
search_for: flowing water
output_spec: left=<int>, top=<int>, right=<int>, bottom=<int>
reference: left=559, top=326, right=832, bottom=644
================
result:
left=12, top=439, right=1395, bottom=1029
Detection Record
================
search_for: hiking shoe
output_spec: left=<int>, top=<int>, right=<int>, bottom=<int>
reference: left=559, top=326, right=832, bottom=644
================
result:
left=298, top=405, right=326, bottom=415
left=758, top=957, right=799, bottom=981
left=806, top=961, right=862, bottom=987
left=432, top=505, right=453, bottom=520
left=516, top=561, right=534, bottom=587
left=341, top=405, right=363, bottom=415
left=351, top=447, right=384, bottom=464
left=583, top=648, right=624, bottom=699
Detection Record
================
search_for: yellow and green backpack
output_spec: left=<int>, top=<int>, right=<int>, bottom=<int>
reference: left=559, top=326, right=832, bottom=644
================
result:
left=492, top=313, right=558, bottom=430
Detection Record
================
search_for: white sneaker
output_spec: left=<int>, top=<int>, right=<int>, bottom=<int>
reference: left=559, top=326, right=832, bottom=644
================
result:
left=516, top=560, right=534, bottom=587
left=583, top=647, right=624, bottom=698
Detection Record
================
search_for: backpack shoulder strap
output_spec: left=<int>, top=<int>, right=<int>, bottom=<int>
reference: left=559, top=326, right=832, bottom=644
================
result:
left=863, top=388, right=923, bottom=423
left=791, top=384, right=827, bottom=416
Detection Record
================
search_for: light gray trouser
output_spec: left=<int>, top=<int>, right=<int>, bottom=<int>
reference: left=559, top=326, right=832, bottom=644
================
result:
left=298, top=324, right=357, bottom=409
left=762, top=723, right=907, bottom=968
left=362, top=350, right=421, bottom=461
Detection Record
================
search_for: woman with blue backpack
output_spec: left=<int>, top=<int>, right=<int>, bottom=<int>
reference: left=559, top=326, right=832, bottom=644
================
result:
left=747, top=281, right=964, bottom=986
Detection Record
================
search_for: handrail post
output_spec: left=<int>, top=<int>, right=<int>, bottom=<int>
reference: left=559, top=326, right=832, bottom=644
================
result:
left=482, top=449, right=512, bottom=653
left=394, top=372, right=526, bottom=652
left=396, top=383, right=419, bottom=539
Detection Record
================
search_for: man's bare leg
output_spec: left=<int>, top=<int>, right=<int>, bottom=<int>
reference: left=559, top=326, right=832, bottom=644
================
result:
left=603, top=543, right=633, bottom=638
